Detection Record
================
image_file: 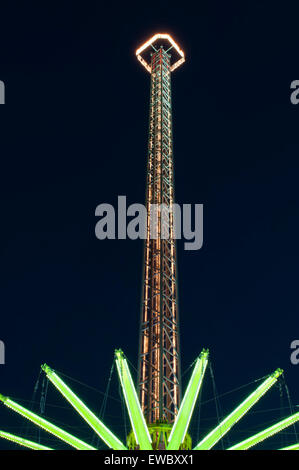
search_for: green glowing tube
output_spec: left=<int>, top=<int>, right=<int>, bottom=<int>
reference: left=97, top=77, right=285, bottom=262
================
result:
left=194, top=368, right=283, bottom=450
left=0, top=393, right=95, bottom=450
left=41, top=364, right=127, bottom=450
left=167, top=349, right=209, bottom=450
left=115, top=349, right=152, bottom=450
left=228, top=412, right=299, bottom=450
left=0, top=430, right=54, bottom=450
left=279, top=442, right=299, bottom=450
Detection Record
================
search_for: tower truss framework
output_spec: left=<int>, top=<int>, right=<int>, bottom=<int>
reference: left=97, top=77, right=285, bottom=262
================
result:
left=138, top=34, right=184, bottom=425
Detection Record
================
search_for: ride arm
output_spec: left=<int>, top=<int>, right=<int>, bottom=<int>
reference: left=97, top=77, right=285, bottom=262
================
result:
left=194, top=368, right=283, bottom=450
left=0, top=393, right=95, bottom=450
left=115, top=349, right=152, bottom=450
left=167, top=349, right=209, bottom=450
left=228, top=411, right=299, bottom=450
left=41, top=364, right=127, bottom=450
left=0, top=430, right=53, bottom=450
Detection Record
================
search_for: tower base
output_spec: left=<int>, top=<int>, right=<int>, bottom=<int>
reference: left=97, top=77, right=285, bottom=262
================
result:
left=127, top=422, right=192, bottom=450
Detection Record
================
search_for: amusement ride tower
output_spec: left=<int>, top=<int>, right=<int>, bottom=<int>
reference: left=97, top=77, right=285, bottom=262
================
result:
left=0, top=34, right=298, bottom=451
left=136, top=34, right=184, bottom=427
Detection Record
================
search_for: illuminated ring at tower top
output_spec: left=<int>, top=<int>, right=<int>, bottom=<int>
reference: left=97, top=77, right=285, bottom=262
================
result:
left=136, top=33, right=185, bottom=73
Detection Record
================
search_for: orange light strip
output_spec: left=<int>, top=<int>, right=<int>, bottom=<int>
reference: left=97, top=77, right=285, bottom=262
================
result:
left=137, top=55, right=151, bottom=73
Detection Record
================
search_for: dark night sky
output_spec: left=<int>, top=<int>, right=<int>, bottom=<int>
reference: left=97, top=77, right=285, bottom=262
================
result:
left=0, top=0, right=299, bottom=450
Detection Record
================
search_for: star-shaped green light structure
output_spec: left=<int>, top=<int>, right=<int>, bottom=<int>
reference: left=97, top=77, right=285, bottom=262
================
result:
left=0, top=348, right=298, bottom=450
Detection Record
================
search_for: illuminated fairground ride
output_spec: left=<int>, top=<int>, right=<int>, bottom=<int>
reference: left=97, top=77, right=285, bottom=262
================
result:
left=0, top=34, right=299, bottom=451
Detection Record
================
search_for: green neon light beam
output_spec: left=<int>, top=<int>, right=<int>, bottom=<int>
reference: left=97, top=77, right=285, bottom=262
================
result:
left=0, top=393, right=95, bottom=450
left=279, top=442, right=299, bottom=450
left=228, top=411, right=299, bottom=450
left=41, top=364, right=127, bottom=450
left=167, top=349, right=209, bottom=450
left=0, top=430, right=53, bottom=450
left=194, top=368, right=283, bottom=450
left=115, top=349, right=152, bottom=450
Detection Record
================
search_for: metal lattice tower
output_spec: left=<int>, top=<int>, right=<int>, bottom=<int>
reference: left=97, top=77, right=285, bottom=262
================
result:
left=136, top=34, right=185, bottom=425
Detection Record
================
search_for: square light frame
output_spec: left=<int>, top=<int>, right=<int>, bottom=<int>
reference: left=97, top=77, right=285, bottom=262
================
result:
left=136, top=33, right=185, bottom=73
